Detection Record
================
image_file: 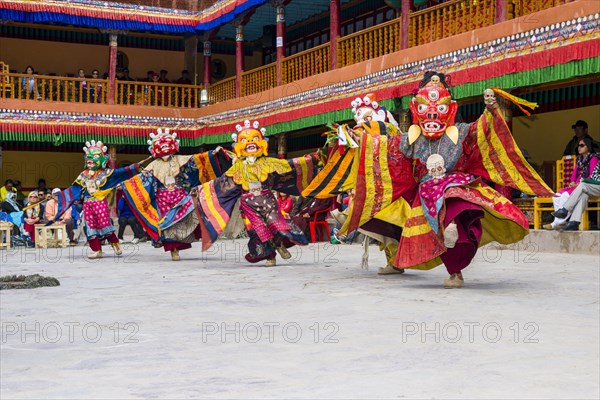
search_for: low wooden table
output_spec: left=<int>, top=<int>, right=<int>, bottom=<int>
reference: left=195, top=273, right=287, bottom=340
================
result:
left=34, top=224, right=69, bottom=248
left=0, top=222, right=12, bottom=250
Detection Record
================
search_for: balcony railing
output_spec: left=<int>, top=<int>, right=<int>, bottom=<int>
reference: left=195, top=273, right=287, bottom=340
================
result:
left=209, top=76, right=236, bottom=104
left=283, top=44, right=330, bottom=84
left=508, top=0, right=575, bottom=19
left=409, top=0, right=497, bottom=48
left=0, top=72, right=203, bottom=107
left=242, top=63, right=276, bottom=97
left=338, top=17, right=402, bottom=68
left=0, top=73, right=109, bottom=103
left=115, top=81, right=202, bottom=107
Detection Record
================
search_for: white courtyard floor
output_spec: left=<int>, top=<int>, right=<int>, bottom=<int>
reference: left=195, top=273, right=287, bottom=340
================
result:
left=1, top=239, right=599, bottom=399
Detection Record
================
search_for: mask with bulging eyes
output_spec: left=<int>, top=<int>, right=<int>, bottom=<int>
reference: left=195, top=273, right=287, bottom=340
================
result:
left=409, top=86, right=458, bottom=141
left=426, top=154, right=446, bottom=179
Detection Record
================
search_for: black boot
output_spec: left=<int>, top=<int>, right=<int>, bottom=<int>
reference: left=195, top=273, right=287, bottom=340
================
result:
left=552, top=208, right=568, bottom=219
left=563, top=221, right=580, bottom=231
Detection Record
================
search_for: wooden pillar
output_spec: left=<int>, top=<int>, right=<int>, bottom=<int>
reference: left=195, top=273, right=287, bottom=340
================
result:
left=401, top=0, right=411, bottom=50
left=495, top=0, right=507, bottom=23
left=235, top=25, right=244, bottom=98
left=203, top=41, right=212, bottom=88
left=184, top=34, right=198, bottom=85
left=108, top=33, right=118, bottom=104
left=329, top=0, right=341, bottom=70
left=275, top=5, right=286, bottom=86
left=277, top=134, right=287, bottom=159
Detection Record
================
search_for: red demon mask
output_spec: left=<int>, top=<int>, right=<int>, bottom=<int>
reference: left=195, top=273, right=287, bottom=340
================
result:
left=409, top=86, right=458, bottom=142
left=148, top=128, right=179, bottom=158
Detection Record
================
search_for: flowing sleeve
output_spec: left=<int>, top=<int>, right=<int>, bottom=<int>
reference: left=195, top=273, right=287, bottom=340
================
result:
left=52, top=184, right=83, bottom=224
left=192, top=149, right=233, bottom=187
left=271, top=152, right=320, bottom=196
left=196, top=175, right=242, bottom=251
left=462, top=106, right=553, bottom=196
left=121, top=172, right=160, bottom=241
left=103, top=164, right=140, bottom=189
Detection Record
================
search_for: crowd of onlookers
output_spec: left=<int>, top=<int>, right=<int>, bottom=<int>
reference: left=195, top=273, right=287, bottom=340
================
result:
left=0, top=178, right=150, bottom=247
left=14, top=65, right=195, bottom=106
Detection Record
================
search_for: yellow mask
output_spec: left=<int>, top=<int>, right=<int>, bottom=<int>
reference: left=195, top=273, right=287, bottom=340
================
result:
left=232, top=120, right=269, bottom=158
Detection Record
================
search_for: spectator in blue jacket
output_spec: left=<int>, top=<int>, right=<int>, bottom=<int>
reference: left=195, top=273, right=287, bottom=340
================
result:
left=117, top=196, right=144, bottom=244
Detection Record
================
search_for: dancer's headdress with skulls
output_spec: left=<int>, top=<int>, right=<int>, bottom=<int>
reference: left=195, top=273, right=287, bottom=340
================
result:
left=351, top=93, right=397, bottom=126
left=82, top=140, right=109, bottom=170
left=231, top=120, right=269, bottom=158
left=147, top=128, right=180, bottom=158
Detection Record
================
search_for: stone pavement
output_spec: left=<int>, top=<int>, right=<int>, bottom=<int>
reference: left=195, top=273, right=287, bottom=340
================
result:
left=1, top=239, right=599, bottom=399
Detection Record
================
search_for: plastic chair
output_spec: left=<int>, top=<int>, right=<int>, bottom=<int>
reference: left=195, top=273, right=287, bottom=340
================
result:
left=309, top=209, right=331, bottom=243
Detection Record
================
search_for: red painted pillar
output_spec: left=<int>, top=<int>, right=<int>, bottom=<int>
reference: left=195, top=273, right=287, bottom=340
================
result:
left=276, top=5, right=285, bottom=86
left=108, top=33, right=118, bottom=104
left=235, top=25, right=244, bottom=98
left=329, top=0, right=340, bottom=70
left=401, top=0, right=411, bottom=50
left=495, top=0, right=507, bottom=23
left=203, top=41, right=212, bottom=88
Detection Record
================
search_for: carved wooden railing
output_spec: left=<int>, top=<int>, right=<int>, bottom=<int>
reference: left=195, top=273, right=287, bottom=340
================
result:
left=0, top=73, right=109, bottom=103
left=408, top=0, right=497, bottom=47
left=508, top=0, right=576, bottom=19
left=242, top=62, right=276, bottom=97
left=209, top=75, right=236, bottom=104
left=282, top=43, right=330, bottom=84
left=337, top=17, right=402, bottom=68
left=115, top=80, right=202, bottom=107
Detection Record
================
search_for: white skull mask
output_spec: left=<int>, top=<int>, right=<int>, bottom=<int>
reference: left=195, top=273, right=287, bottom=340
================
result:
left=484, top=88, right=496, bottom=105
left=426, top=154, right=446, bottom=179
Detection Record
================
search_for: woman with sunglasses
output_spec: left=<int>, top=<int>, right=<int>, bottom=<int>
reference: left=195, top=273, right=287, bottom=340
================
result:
left=23, top=192, right=41, bottom=244
left=545, top=137, right=599, bottom=230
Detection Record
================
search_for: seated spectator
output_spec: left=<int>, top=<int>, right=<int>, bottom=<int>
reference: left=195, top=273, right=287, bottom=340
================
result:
left=563, top=120, right=600, bottom=156
left=175, top=70, right=191, bottom=85
left=144, top=70, right=155, bottom=82
left=546, top=137, right=598, bottom=229
left=77, top=68, right=88, bottom=102
left=21, top=65, right=40, bottom=100
left=552, top=160, right=600, bottom=230
left=0, top=179, right=14, bottom=202
left=45, top=188, right=76, bottom=245
left=119, top=68, right=135, bottom=81
left=23, top=191, right=41, bottom=243
left=117, top=195, right=144, bottom=244
left=277, top=192, right=293, bottom=217
left=1, top=192, right=23, bottom=236
left=37, top=178, right=47, bottom=192
left=158, top=69, right=170, bottom=84
left=36, top=189, right=47, bottom=221
left=1, top=191, right=20, bottom=213
left=13, top=180, right=25, bottom=207
left=118, top=68, right=136, bottom=104
left=291, top=197, right=333, bottom=237
left=331, top=189, right=358, bottom=244
left=90, top=69, right=102, bottom=103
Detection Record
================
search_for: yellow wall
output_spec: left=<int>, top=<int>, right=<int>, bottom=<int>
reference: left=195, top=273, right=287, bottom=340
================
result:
left=0, top=37, right=184, bottom=79
left=512, top=105, right=600, bottom=165
left=0, top=151, right=147, bottom=190
left=1, top=37, right=263, bottom=84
